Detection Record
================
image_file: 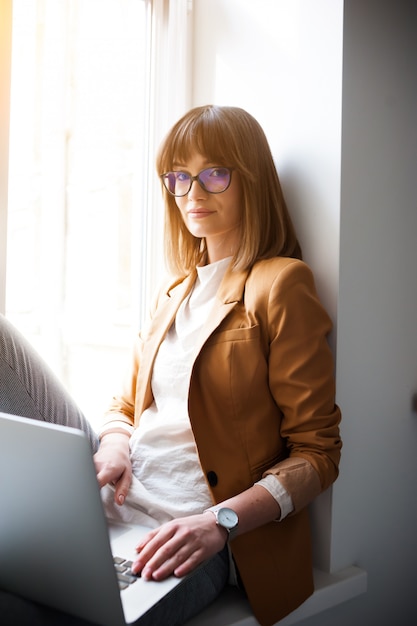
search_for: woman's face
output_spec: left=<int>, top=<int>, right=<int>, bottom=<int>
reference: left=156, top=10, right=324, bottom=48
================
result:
left=173, top=152, right=243, bottom=264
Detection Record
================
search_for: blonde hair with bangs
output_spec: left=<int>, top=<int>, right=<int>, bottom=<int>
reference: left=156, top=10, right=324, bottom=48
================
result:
left=156, top=105, right=302, bottom=275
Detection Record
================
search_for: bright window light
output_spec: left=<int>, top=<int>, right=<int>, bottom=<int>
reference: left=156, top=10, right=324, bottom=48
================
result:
left=6, top=0, right=155, bottom=427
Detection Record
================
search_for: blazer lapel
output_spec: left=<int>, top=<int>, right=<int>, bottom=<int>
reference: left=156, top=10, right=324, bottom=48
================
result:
left=134, top=272, right=196, bottom=415
left=190, top=266, right=249, bottom=362
left=134, top=265, right=250, bottom=416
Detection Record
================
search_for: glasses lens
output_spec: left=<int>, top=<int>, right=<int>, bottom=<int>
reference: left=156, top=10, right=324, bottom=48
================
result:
left=199, top=167, right=231, bottom=193
left=162, top=172, right=191, bottom=196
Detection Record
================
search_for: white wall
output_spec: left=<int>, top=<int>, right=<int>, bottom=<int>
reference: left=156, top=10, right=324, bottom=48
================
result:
left=192, top=0, right=343, bottom=335
left=192, top=0, right=417, bottom=624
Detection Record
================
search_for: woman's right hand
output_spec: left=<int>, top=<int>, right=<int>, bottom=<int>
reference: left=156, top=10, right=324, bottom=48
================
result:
left=94, top=433, right=132, bottom=505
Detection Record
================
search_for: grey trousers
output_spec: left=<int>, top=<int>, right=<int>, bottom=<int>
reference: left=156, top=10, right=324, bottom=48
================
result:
left=0, top=314, right=229, bottom=625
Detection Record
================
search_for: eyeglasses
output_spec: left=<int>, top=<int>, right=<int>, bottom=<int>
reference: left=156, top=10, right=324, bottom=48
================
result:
left=160, top=167, right=233, bottom=197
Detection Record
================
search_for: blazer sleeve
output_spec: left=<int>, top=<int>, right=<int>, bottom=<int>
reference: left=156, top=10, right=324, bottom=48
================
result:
left=99, top=335, right=141, bottom=436
left=262, top=260, right=342, bottom=513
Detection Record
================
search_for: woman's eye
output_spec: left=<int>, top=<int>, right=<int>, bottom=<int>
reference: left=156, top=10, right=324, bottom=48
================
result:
left=176, top=172, right=189, bottom=182
left=211, top=168, right=228, bottom=178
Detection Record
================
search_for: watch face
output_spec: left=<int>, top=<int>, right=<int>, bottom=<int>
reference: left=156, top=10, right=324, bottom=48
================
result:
left=217, top=507, right=238, bottom=530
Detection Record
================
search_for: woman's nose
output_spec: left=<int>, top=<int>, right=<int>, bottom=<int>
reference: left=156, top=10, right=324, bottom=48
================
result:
left=187, top=178, right=206, bottom=199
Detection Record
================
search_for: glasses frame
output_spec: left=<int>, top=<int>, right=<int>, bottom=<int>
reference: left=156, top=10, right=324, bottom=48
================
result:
left=160, top=167, right=234, bottom=197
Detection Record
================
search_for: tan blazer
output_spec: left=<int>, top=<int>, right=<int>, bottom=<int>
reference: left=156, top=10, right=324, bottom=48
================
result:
left=104, top=257, right=342, bottom=626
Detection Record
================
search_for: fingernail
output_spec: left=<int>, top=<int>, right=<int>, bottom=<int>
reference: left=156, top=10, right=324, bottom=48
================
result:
left=142, top=567, right=152, bottom=580
left=118, top=494, right=125, bottom=505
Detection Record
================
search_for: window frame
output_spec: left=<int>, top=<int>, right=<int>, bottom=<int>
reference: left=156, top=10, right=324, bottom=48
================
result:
left=139, top=0, right=193, bottom=323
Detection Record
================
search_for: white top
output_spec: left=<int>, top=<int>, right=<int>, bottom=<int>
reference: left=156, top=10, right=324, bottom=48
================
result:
left=101, top=257, right=293, bottom=527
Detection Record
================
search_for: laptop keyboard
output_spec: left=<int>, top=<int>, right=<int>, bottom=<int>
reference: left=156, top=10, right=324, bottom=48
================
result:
left=113, top=556, right=140, bottom=590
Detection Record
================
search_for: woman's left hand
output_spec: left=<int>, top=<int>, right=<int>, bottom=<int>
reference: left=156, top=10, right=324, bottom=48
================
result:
left=131, top=512, right=228, bottom=580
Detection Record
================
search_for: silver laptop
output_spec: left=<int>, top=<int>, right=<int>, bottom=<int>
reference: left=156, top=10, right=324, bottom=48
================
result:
left=0, top=412, right=184, bottom=626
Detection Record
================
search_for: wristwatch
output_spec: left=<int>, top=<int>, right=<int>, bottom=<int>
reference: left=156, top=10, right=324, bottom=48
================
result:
left=205, top=506, right=239, bottom=540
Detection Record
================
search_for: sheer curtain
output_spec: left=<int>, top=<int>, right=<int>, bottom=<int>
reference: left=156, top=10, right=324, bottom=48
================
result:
left=5, top=0, right=192, bottom=427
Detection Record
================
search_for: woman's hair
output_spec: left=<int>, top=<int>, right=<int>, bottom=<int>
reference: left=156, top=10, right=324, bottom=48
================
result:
left=156, top=105, right=302, bottom=274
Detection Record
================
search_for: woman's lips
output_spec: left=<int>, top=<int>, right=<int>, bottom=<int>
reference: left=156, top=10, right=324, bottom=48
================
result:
left=187, top=208, right=214, bottom=218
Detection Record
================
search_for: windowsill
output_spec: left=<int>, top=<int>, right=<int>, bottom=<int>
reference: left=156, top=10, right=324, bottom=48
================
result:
left=185, top=565, right=367, bottom=625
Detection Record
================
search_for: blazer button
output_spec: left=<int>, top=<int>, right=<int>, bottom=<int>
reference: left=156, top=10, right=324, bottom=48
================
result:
left=206, top=471, right=218, bottom=487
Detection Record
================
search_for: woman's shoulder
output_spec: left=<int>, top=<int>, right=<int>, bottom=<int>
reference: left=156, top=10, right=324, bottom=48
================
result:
left=246, top=257, right=327, bottom=327
left=250, top=256, right=313, bottom=283
left=244, top=257, right=318, bottom=308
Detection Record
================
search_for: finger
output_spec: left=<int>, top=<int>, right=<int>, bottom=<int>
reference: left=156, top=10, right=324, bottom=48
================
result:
left=135, top=526, right=168, bottom=552
left=135, top=529, right=159, bottom=553
left=142, top=542, right=197, bottom=581
left=132, top=530, right=185, bottom=576
left=132, top=530, right=175, bottom=574
left=93, top=454, right=121, bottom=487
left=141, top=526, right=207, bottom=581
left=95, top=465, right=113, bottom=489
left=114, top=470, right=132, bottom=505
left=95, top=463, right=124, bottom=490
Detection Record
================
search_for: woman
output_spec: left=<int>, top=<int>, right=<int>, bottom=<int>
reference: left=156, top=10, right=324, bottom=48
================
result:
left=0, top=105, right=341, bottom=626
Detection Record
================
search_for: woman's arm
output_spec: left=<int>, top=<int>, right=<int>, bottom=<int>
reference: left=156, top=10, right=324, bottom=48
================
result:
left=265, top=261, right=342, bottom=512
left=131, top=483, right=280, bottom=581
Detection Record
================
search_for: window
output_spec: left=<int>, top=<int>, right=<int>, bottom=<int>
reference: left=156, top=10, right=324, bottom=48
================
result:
left=5, top=0, right=191, bottom=427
